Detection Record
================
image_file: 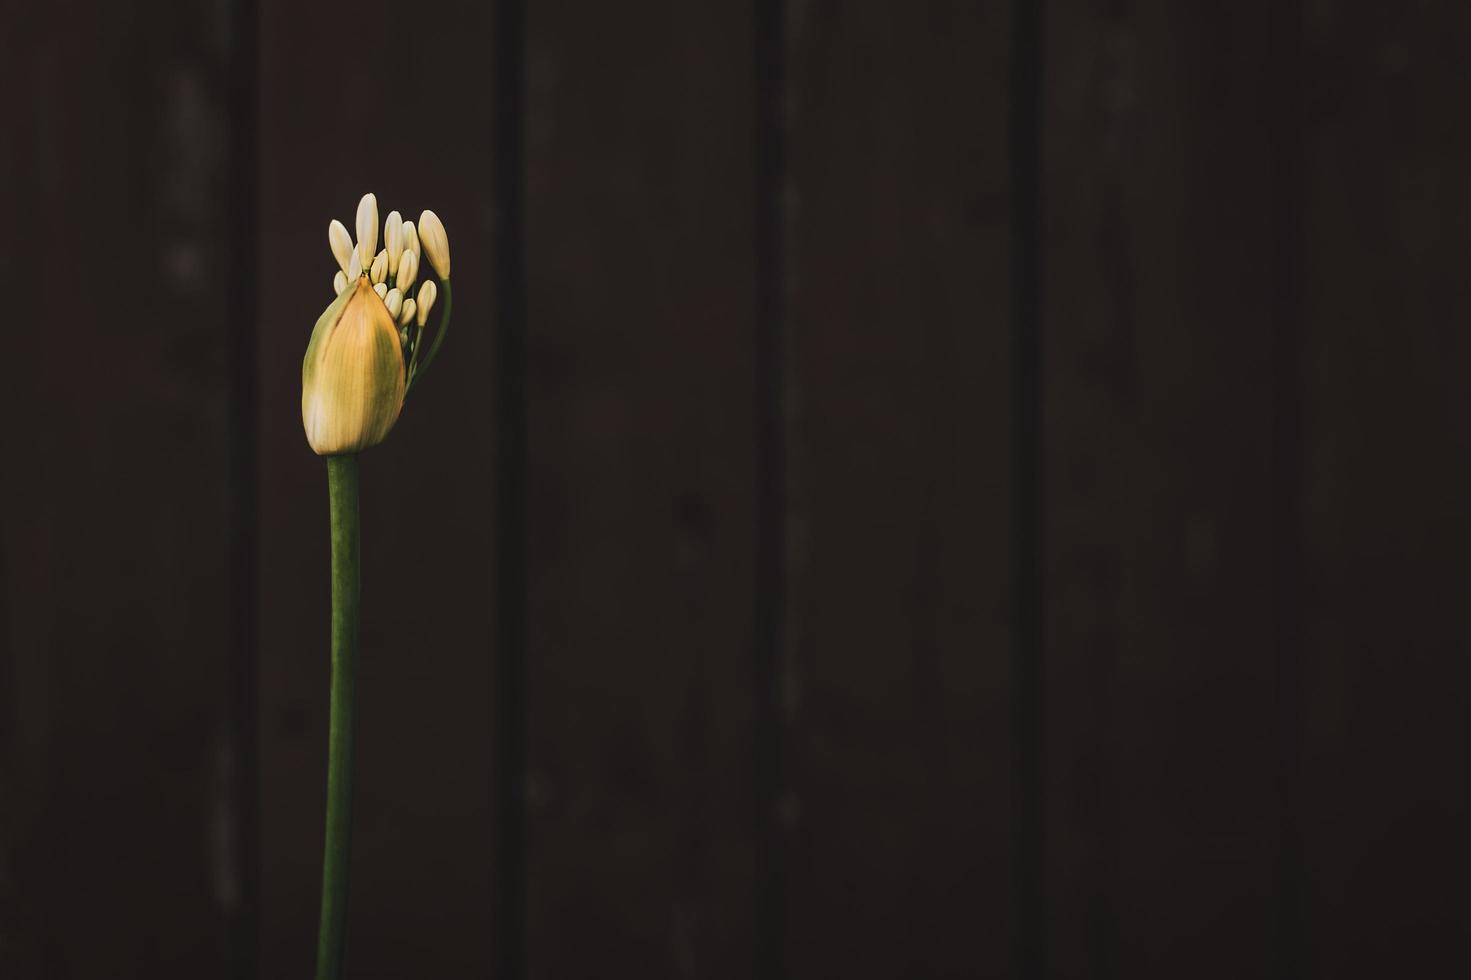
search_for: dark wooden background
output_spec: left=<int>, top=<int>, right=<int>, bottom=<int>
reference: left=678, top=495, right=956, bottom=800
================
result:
left=3, top=0, right=1470, bottom=977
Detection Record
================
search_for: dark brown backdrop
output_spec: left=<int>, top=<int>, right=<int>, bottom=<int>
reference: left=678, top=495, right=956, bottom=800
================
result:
left=2, top=1, right=1469, bottom=978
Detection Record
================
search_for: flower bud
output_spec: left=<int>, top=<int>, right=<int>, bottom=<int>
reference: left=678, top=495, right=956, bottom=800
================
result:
left=329, top=220, right=355, bottom=277
left=302, top=277, right=406, bottom=455
left=370, top=249, right=388, bottom=284
left=396, top=249, right=418, bottom=292
left=416, top=280, right=436, bottom=327
left=373, top=282, right=388, bottom=299
left=399, top=297, right=416, bottom=327
left=417, top=210, right=450, bottom=279
left=384, top=287, right=403, bottom=320
left=333, top=270, right=348, bottom=296
left=385, top=210, right=404, bottom=273
left=355, top=193, right=379, bottom=267
left=402, top=220, right=420, bottom=260
left=347, top=244, right=363, bottom=281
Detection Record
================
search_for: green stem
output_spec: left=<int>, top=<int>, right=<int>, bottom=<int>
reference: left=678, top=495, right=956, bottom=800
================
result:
left=316, top=454, right=360, bottom=980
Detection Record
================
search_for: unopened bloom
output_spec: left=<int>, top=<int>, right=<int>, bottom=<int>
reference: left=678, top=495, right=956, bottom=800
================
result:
left=416, top=280, right=436, bottom=327
left=307, top=191, right=454, bottom=447
left=417, top=210, right=450, bottom=279
left=329, top=220, right=355, bottom=277
left=396, top=249, right=418, bottom=292
left=355, top=194, right=379, bottom=268
left=385, top=211, right=404, bottom=274
left=302, top=277, right=405, bottom=455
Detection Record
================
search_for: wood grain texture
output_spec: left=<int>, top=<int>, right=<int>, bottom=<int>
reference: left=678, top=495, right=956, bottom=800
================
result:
left=782, top=2, right=1014, bottom=976
left=10, top=4, right=1471, bottom=978
left=1043, top=2, right=1283, bottom=976
left=1298, top=4, right=1471, bottom=976
left=256, top=3, right=499, bottom=976
left=523, top=2, right=758, bottom=976
left=0, top=1, right=237, bottom=975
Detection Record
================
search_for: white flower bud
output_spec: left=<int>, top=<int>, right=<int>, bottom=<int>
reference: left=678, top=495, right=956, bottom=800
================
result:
left=396, top=249, right=418, bottom=292
left=399, top=297, right=416, bottom=327
left=384, top=287, right=403, bottom=320
left=347, top=244, right=363, bottom=281
left=402, top=220, right=420, bottom=259
left=333, top=270, right=348, bottom=296
left=370, top=249, right=388, bottom=284
left=355, top=193, right=379, bottom=267
left=417, top=210, right=450, bottom=279
left=416, top=280, right=437, bottom=327
left=329, top=220, right=355, bottom=276
left=385, top=210, right=404, bottom=274
left=373, top=282, right=388, bottom=299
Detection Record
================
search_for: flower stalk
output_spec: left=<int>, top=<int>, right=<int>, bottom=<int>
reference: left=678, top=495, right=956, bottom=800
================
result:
left=316, top=453, right=360, bottom=980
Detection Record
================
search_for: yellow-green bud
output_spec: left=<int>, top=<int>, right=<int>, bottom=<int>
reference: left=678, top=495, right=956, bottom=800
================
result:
left=333, top=270, right=348, bottom=296
left=384, top=287, right=403, bottom=320
left=396, top=249, right=419, bottom=292
left=417, top=210, right=450, bottom=279
left=373, top=282, right=388, bottom=300
left=416, top=279, right=436, bottom=327
left=301, top=277, right=406, bottom=455
left=399, top=297, right=416, bottom=327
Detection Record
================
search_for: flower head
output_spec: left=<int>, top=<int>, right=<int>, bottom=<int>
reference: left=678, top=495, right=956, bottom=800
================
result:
left=304, top=191, right=455, bottom=453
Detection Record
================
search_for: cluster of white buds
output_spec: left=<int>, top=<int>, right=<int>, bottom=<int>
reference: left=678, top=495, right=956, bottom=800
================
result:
left=303, top=192, right=454, bottom=456
left=327, top=195, right=447, bottom=331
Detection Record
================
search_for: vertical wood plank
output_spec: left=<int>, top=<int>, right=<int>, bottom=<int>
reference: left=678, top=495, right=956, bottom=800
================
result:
left=781, top=2, right=1014, bottom=975
left=1042, top=2, right=1283, bottom=976
left=1298, top=4, right=1471, bottom=976
left=256, top=3, right=499, bottom=975
left=224, top=0, right=263, bottom=975
left=523, top=2, right=758, bottom=975
left=0, top=1, right=238, bottom=975
left=493, top=1, right=529, bottom=977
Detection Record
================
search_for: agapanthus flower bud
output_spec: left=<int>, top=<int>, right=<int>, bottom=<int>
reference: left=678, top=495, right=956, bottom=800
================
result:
left=402, top=220, right=420, bottom=260
left=384, top=287, right=403, bottom=320
left=355, top=193, right=379, bottom=267
left=385, top=211, right=404, bottom=273
left=370, top=249, right=388, bottom=285
left=302, top=277, right=405, bottom=455
left=399, top=297, right=416, bottom=327
left=347, top=245, right=363, bottom=281
left=329, top=220, right=355, bottom=277
left=373, top=282, right=388, bottom=299
left=333, top=270, right=348, bottom=296
left=396, top=249, right=419, bottom=292
left=416, top=280, right=437, bottom=327
left=417, top=210, right=450, bottom=279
